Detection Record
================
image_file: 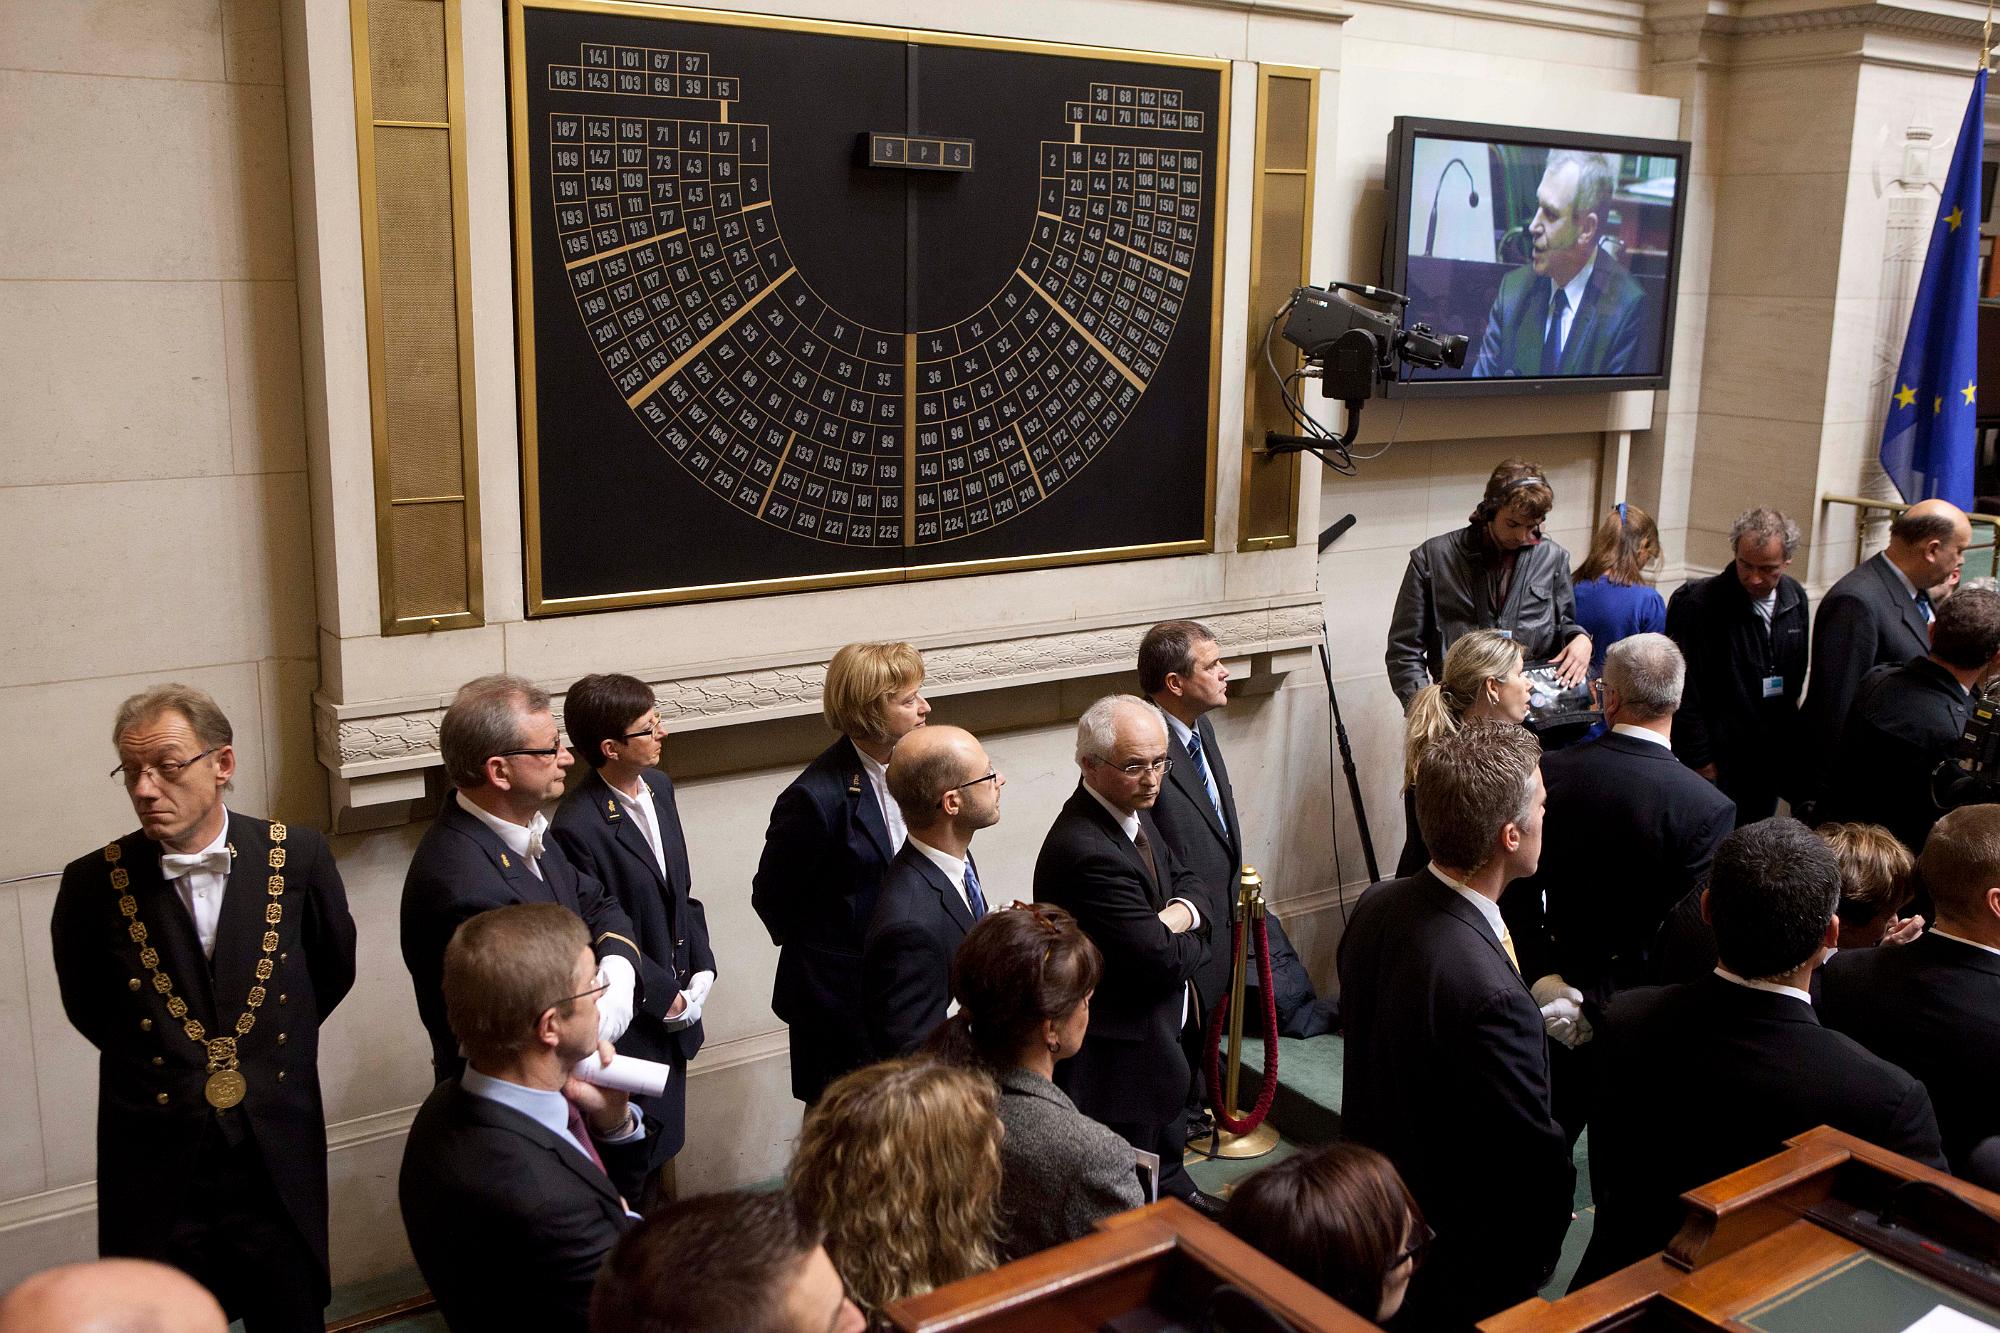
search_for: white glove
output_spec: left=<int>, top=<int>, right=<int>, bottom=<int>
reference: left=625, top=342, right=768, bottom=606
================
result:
left=595, top=955, right=636, bottom=1044
left=665, top=969, right=715, bottom=1031
left=1530, top=974, right=1593, bottom=1049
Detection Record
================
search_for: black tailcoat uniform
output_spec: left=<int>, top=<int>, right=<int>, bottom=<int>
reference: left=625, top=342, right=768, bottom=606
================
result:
left=1338, top=869, right=1573, bottom=1328
left=1665, top=564, right=1809, bottom=821
left=1033, top=785, right=1210, bottom=1188
left=51, top=815, right=357, bottom=1321
left=751, top=737, right=897, bottom=1102
left=862, top=841, right=977, bottom=1058
left=550, top=767, right=716, bottom=1164
left=401, top=796, right=645, bottom=1080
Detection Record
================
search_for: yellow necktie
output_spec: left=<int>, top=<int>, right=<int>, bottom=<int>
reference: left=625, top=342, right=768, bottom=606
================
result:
left=1499, top=930, right=1521, bottom=974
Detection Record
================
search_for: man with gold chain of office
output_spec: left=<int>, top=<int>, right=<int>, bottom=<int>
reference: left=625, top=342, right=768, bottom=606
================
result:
left=50, top=685, right=357, bottom=1332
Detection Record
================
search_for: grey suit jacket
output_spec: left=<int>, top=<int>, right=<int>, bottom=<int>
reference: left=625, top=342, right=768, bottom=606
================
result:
left=994, top=1066, right=1146, bottom=1260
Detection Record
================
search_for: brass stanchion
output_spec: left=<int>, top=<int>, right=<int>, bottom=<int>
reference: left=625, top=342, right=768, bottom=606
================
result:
left=1210, top=865, right=1280, bottom=1158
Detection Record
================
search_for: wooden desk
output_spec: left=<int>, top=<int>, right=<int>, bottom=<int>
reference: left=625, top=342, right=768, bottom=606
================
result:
left=884, top=1200, right=1381, bottom=1332
left=1485, top=1127, right=2000, bottom=1332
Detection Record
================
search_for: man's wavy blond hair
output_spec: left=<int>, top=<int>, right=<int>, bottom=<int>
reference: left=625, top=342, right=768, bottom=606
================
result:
left=787, top=1058, right=1001, bottom=1320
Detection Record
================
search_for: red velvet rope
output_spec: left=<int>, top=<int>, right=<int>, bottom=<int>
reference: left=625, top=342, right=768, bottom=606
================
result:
left=1202, top=909, right=1280, bottom=1134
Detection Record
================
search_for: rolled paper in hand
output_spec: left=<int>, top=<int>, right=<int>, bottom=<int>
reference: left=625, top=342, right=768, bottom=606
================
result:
left=572, top=1052, right=671, bottom=1097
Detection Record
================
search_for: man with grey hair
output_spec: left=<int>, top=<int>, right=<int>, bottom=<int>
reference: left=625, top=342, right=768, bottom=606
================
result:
left=1666, top=505, right=1809, bottom=823
left=1471, top=149, right=1650, bottom=378
left=51, top=684, right=356, bottom=1331
left=1034, top=695, right=1213, bottom=1208
left=1503, top=635, right=1735, bottom=1142
left=1339, top=722, right=1572, bottom=1326
left=401, top=673, right=645, bottom=1080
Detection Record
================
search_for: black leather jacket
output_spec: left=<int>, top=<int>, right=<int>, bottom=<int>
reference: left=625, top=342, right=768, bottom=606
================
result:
left=1386, top=524, right=1585, bottom=708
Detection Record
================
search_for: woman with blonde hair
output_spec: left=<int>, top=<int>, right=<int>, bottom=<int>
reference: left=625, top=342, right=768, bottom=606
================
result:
left=1572, top=502, right=1666, bottom=673
left=1396, top=629, right=1532, bottom=876
left=788, top=1057, right=1003, bottom=1325
left=751, top=642, right=929, bottom=1105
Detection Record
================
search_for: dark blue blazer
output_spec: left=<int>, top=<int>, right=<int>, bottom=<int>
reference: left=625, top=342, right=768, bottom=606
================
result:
left=400, top=795, right=643, bottom=1080
left=551, top=767, right=716, bottom=1162
left=1471, top=248, right=1649, bottom=379
left=1338, top=869, right=1573, bottom=1327
left=751, top=738, right=896, bottom=1098
left=863, top=842, right=979, bottom=1057
left=52, top=815, right=356, bottom=1303
left=1805, top=552, right=1933, bottom=774
left=1147, top=713, right=1243, bottom=1013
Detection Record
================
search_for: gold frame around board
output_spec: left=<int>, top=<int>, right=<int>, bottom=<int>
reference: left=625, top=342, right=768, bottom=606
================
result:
left=352, top=0, right=486, bottom=635
left=507, top=0, right=1229, bottom=616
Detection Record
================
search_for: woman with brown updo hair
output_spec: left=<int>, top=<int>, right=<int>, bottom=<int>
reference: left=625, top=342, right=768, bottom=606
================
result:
left=787, top=1057, right=1001, bottom=1326
left=1222, top=1141, right=1428, bottom=1323
left=928, top=904, right=1146, bottom=1259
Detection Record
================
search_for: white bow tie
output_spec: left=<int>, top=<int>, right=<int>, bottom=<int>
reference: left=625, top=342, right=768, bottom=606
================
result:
left=524, top=812, right=549, bottom=861
left=161, top=847, right=232, bottom=879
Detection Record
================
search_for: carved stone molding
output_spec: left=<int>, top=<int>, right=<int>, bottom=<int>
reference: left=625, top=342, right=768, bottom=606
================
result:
left=314, top=595, right=1329, bottom=784
left=1647, top=1, right=1986, bottom=42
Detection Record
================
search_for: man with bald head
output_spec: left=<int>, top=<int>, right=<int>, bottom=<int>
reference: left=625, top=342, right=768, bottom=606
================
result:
left=862, top=725, right=1005, bottom=1056
left=1805, top=498, right=1972, bottom=788
left=1035, top=695, right=1213, bottom=1206
left=0, top=1258, right=227, bottom=1333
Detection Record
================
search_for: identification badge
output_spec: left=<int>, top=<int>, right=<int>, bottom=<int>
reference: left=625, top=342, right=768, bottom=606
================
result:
left=1496, top=629, right=1514, bottom=640
left=1762, top=675, right=1785, bottom=699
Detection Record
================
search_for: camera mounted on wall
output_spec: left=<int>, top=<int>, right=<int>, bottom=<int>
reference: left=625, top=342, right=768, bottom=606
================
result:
left=1261, top=283, right=1467, bottom=468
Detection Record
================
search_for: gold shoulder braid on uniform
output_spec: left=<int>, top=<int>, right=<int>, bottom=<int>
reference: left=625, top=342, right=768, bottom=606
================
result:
left=105, top=821, right=288, bottom=1110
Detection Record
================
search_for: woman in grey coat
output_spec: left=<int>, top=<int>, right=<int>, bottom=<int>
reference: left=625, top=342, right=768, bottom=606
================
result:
left=927, top=904, right=1145, bottom=1259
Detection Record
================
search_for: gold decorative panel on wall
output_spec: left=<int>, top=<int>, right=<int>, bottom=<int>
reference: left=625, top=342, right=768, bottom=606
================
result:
left=1237, top=66, right=1319, bottom=552
left=352, top=0, right=484, bottom=633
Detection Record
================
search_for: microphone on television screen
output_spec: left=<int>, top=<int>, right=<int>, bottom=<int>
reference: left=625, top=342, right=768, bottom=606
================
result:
left=1423, top=157, right=1481, bottom=257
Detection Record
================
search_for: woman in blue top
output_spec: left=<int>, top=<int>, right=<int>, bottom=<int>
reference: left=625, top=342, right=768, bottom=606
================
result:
left=1571, top=502, right=1665, bottom=671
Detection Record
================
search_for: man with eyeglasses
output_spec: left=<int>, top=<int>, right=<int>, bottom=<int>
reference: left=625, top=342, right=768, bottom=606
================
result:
left=550, top=672, right=716, bottom=1202
left=1034, top=695, right=1214, bottom=1209
left=401, top=674, right=645, bottom=1081
left=51, top=684, right=357, bottom=1331
left=861, top=725, right=1005, bottom=1057
left=400, top=903, right=656, bottom=1333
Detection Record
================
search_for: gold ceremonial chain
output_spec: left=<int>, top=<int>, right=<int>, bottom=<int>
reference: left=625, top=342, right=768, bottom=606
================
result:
left=105, top=822, right=287, bottom=1110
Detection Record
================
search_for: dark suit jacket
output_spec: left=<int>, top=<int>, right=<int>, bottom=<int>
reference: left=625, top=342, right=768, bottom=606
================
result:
left=1819, top=930, right=2000, bottom=1178
left=1147, top=712, right=1243, bottom=1012
left=401, top=795, right=644, bottom=1079
left=399, top=1078, right=654, bottom=1333
left=1821, top=656, right=1972, bottom=853
left=862, top=842, right=978, bottom=1057
left=750, top=737, right=897, bottom=1100
left=1503, top=731, right=1735, bottom=1007
left=1805, top=553, right=1933, bottom=774
left=1471, top=249, right=1649, bottom=379
left=51, top=815, right=357, bottom=1299
left=550, top=767, right=716, bottom=1163
left=1033, top=786, right=1210, bottom=1131
left=1666, top=566, right=1809, bottom=807
left=1578, top=974, right=1946, bottom=1285
left=1337, top=870, right=1573, bottom=1327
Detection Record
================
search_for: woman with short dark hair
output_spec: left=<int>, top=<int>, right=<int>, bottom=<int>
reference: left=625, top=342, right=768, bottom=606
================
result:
left=928, top=904, right=1145, bottom=1258
left=1221, top=1141, right=1428, bottom=1323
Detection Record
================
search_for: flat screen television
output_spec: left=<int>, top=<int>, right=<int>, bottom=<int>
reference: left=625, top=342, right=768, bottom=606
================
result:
left=1382, top=117, right=1691, bottom=398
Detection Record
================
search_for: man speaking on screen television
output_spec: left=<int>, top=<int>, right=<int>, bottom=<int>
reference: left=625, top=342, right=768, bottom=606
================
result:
left=1470, top=150, right=1649, bottom=379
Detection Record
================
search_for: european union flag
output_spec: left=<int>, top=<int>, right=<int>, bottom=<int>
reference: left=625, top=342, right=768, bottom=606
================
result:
left=1881, top=67, right=1985, bottom=508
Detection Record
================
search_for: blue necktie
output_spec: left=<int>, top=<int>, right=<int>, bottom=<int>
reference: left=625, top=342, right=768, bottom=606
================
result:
left=1184, top=728, right=1227, bottom=826
left=962, top=859, right=987, bottom=918
left=1917, top=590, right=1935, bottom=624
left=1540, top=287, right=1569, bottom=375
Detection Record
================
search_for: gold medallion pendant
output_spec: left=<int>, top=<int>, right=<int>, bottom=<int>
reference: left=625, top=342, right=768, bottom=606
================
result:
left=204, top=1069, right=247, bottom=1109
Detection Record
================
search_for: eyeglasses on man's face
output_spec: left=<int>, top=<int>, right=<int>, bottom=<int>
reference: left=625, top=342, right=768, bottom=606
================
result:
left=951, top=770, right=1001, bottom=792
left=541, top=976, right=609, bottom=1016
left=110, top=747, right=221, bottom=788
left=1098, top=756, right=1172, bottom=777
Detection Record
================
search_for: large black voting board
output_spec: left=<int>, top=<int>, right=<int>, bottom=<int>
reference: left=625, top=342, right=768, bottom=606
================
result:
left=509, top=1, right=1227, bottom=612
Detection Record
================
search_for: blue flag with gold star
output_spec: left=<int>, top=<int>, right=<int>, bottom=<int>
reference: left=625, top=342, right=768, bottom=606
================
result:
left=1881, top=67, right=1985, bottom=508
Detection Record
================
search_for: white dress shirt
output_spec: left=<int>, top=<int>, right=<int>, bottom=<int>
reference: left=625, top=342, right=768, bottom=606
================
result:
left=853, top=740, right=907, bottom=853
left=455, top=790, right=548, bottom=881
left=1713, top=966, right=1814, bottom=1005
left=605, top=776, right=669, bottom=882
left=460, top=1067, right=644, bottom=1217
left=1609, top=723, right=1673, bottom=749
left=165, top=813, right=233, bottom=959
left=907, top=835, right=978, bottom=918
left=1427, top=862, right=1509, bottom=945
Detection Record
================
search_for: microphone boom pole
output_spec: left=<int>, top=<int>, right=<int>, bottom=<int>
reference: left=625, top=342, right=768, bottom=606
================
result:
left=1317, top=514, right=1381, bottom=885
